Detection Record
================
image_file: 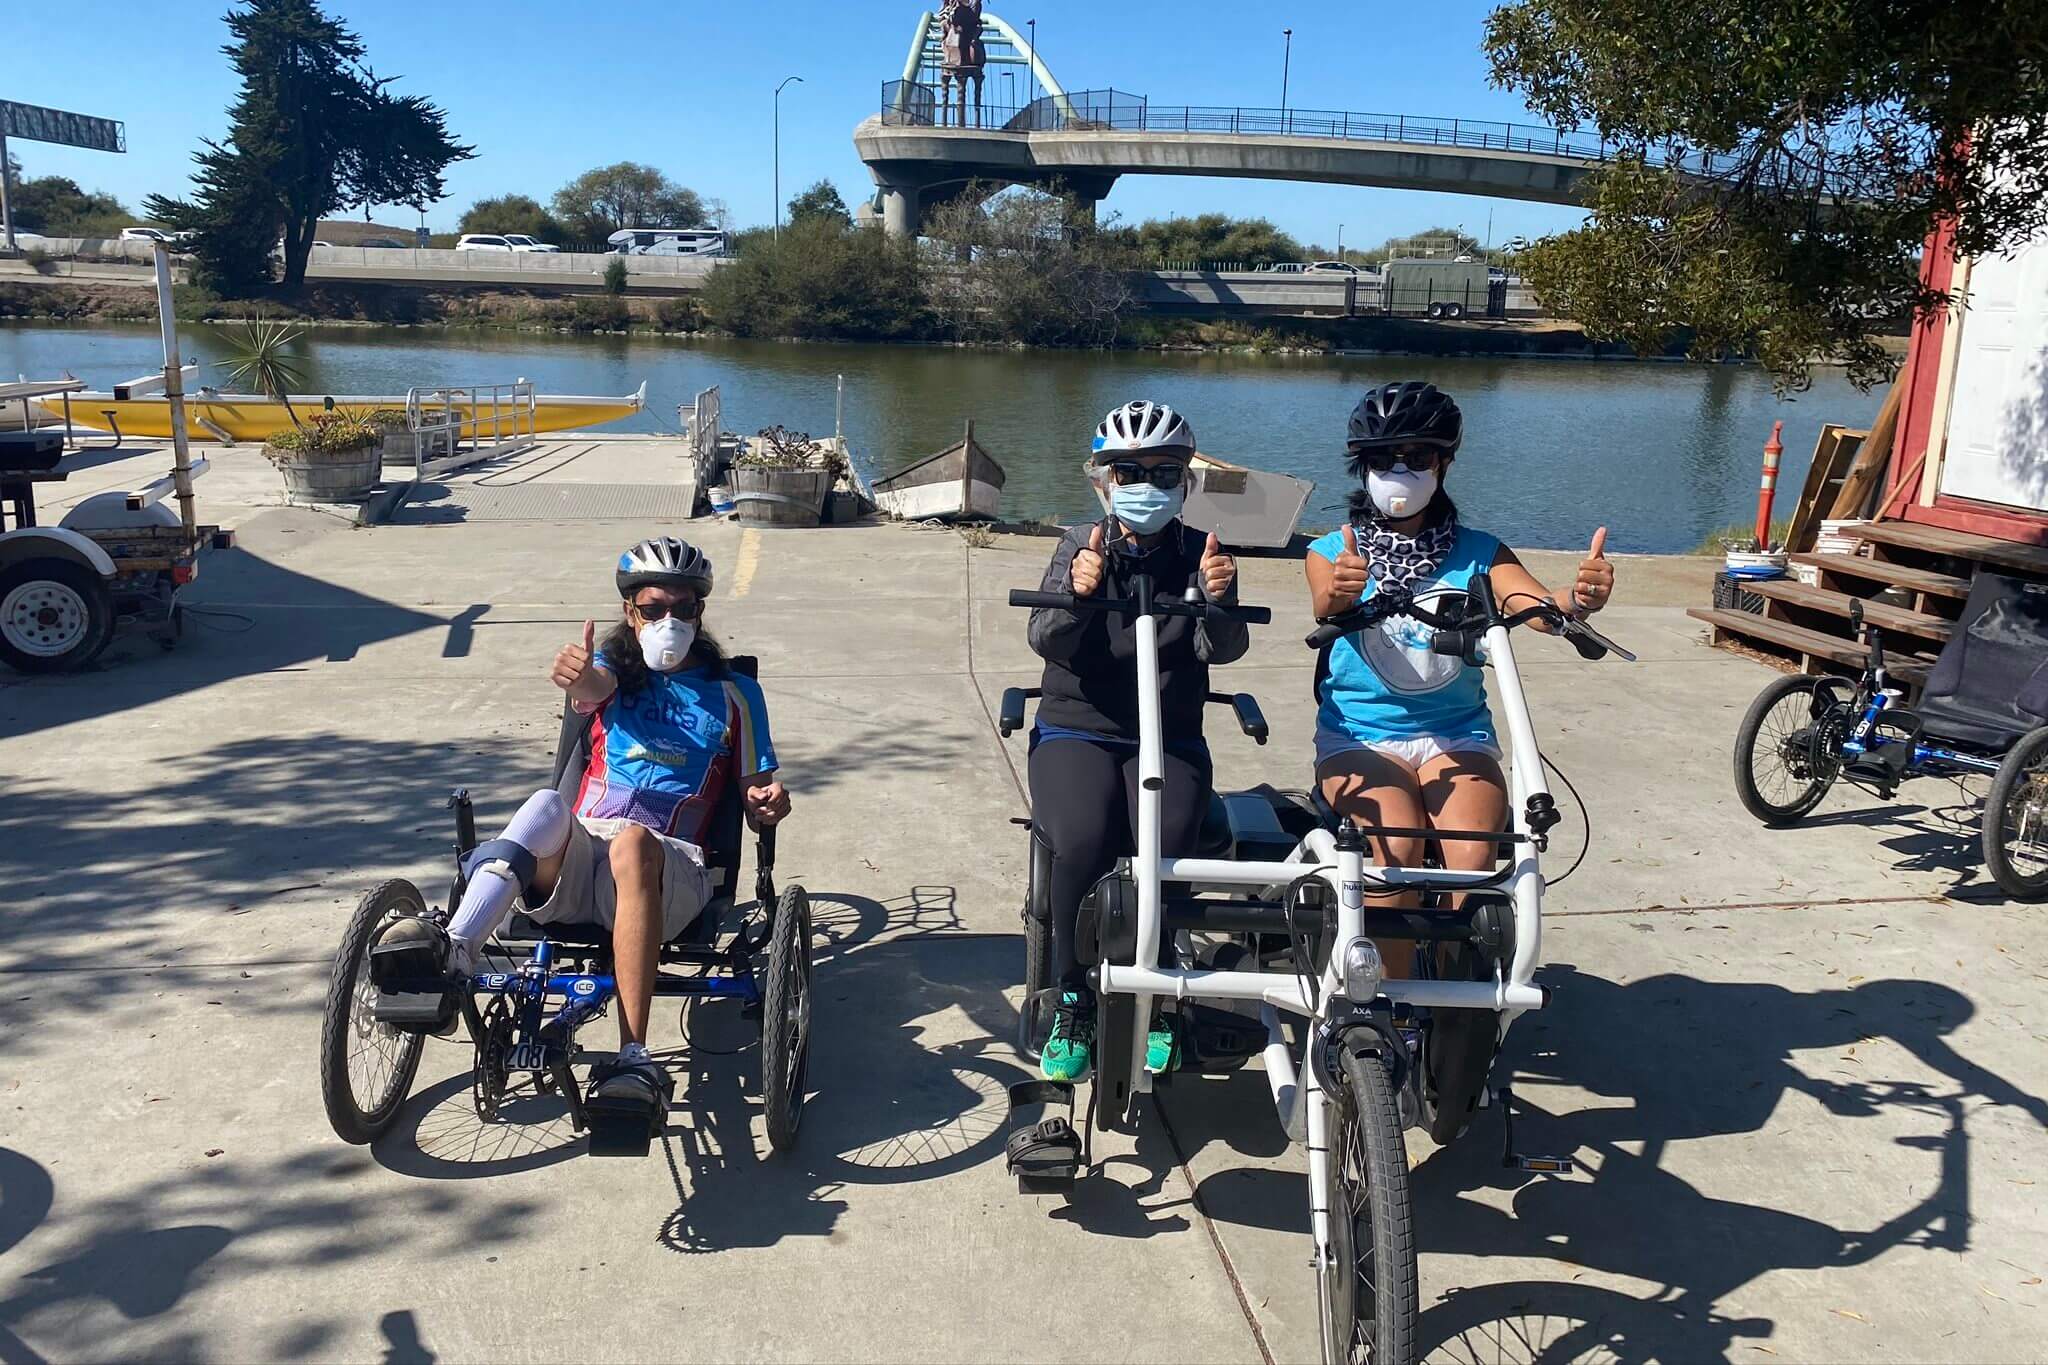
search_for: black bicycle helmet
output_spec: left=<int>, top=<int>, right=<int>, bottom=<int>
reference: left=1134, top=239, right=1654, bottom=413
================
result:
left=1346, top=382, right=1463, bottom=457
left=615, top=536, right=714, bottom=598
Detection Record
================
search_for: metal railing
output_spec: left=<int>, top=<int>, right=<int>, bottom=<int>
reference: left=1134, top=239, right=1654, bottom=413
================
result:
left=880, top=83, right=1742, bottom=178
left=406, top=379, right=538, bottom=480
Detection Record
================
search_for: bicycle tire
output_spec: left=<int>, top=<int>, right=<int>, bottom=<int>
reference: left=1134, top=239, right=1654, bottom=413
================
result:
left=1733, top=674, right=1846, bottom=825
left=1319, top=1043, right=1418, bottom=1365
left=1983, top=726, right=2048, bottom=901
left=320, top=880, right=428, bottom=1144
left=761, top=885, right=812, bottom=1153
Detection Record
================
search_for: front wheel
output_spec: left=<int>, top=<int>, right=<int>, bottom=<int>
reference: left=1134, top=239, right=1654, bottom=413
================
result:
left=320, top=880, right=429, bottom=1144
left=0, top=558, right=116, bottom=674
left=1733, top=674, right=1849, bottom=824
left=1319, top=1043, right=1418, bottom=1365
left=1983, top=727, right=2048, bottom=901
left=760, top=885, right=812, bottom=1153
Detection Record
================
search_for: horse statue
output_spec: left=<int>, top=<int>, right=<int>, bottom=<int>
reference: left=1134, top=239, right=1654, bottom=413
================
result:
left=938, top=0, right=987, bottom=128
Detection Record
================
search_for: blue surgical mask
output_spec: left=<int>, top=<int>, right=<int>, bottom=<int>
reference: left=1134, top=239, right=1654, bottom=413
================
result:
left=1110, top=482, right=1185, bottom=534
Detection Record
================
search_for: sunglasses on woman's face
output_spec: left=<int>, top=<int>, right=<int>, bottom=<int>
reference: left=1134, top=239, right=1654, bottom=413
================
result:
left=1351, top=445, right=1446, bottom=474
left=1107, top=460, right=1187, bottom=489
left=633, top=596, right=703, bottom=622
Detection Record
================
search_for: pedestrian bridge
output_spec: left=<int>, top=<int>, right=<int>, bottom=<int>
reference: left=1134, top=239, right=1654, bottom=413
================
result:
left=857, top=87, right=1731, bottom=236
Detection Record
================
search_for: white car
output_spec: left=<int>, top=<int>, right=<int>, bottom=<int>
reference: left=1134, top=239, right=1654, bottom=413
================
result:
left=502, top=234, right=560, bottom=253
left=455, top=234, right=516, bottom=252
left=1257, top=261, right=1310, bottom=273
left=1307, top=260, right=1363, bottom=275
left=120, top=227, right=171, bottom=243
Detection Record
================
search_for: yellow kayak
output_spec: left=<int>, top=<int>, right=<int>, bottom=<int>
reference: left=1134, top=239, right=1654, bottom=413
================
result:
left=41, top=384, right=646, bottom=441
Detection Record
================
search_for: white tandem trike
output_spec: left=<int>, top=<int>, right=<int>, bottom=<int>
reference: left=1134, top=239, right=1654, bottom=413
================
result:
left=1000, top=570, right=1632, bottom=1364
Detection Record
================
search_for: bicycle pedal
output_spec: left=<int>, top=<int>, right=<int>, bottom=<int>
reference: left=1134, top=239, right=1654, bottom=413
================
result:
left=1510, top=1153, right=1576, bottom=1175
left=1006, top=1080, right=1081, bottom=1193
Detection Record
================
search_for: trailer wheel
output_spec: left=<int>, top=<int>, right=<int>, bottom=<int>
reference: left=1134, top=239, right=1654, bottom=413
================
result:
left=0, top=558, right=116, bottom=674
left=1426, top=302, right=1445, bottom=320
left=1443, top=302, right=1466, bottom=321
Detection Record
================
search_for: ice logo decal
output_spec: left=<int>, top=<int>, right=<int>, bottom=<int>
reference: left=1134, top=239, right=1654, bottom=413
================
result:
left=572, top=978, right=596, bottom=996
left=1355, top=587, right=1474, bottom=696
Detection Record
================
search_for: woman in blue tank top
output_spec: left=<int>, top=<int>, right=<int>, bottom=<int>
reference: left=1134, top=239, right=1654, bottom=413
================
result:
left=1304, top=383, right=1615, bottom=975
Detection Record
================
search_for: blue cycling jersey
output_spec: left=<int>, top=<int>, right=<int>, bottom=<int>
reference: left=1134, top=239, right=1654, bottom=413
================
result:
left=577, top=656, right=777, bottom=844
left=1308, top=524, right=1502, bottom=746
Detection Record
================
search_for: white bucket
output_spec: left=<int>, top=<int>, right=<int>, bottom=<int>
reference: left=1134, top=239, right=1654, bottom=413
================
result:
left=708, top=484, right=736, bottom=516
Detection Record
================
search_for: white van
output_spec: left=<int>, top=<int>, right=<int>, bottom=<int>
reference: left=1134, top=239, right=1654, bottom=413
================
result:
left=607, top=229, right=728, bottom=257
left=455, top=234, right=516, bottom=252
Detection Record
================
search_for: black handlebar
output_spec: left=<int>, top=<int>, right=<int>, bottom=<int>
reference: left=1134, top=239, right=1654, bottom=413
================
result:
left=1307, top=585, right=1634, bottom=663
left=1007, top=585, right=1273, bottom=626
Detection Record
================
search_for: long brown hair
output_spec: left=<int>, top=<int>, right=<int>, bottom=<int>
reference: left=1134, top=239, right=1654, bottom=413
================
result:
left=602, top=613, right=728, bottom=697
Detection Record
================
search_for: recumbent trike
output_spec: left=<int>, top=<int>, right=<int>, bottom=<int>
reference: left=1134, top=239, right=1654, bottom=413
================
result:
left=1733, top=570, right=2048, bottom=900
left=318, top=656, right=812, bottom=1158
left=998, top=573, right=1630, bottom=1365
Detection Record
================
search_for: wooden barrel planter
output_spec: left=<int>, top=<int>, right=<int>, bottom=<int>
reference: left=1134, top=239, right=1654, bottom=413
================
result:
left=731, top=466, right=831, bottom=528
left=270, top=444, right=380, bottom=503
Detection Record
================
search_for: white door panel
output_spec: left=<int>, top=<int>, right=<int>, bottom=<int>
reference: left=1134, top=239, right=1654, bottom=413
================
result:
left=1941, top=225, right=2048, bottom=512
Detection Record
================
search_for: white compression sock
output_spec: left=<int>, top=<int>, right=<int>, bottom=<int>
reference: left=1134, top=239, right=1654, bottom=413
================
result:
left=446, top=788, right=573, bottom=971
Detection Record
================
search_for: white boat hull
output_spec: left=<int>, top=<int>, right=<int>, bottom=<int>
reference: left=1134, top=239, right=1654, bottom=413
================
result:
left=1092, top=457, right=1315, bottom=548
left=875, top=478, right=1003, bottom=522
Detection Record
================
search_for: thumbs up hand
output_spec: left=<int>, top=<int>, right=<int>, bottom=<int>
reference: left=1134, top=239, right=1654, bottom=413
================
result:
left=1071, top=523, right=1107, bottom=598
left=1331, top=523, right=1370, bottom=608
left=1572, top=526, right=1613, bottom=615
left=553, top=618, right=598, bottom=692
left=1199, top=530, right=1237, bottom=599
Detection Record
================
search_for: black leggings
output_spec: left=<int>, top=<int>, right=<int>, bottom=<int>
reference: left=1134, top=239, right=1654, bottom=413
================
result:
left=1027, top=737, right=1212, bottom=992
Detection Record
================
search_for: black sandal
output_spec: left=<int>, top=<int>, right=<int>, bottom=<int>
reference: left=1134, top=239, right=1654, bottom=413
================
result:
left=584, top=1056, right=675, bottom=1157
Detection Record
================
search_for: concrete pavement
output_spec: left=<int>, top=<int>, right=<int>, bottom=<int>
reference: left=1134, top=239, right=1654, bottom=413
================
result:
left=1, top=438, right=2044, bottom=1362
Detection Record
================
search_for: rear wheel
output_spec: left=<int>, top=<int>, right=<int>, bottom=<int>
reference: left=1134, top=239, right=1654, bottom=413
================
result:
left=761, top=885, right=812, bottom=1152
left=0, top=558, right=115, bottom=674
left=1984, top=727, right=2048, bottom=901
left=1734, top=674, right=1849, bottom=824
left=1320, top=1043, right=1418, bottom=1365
left=320, top=880, right=428, bottom=1143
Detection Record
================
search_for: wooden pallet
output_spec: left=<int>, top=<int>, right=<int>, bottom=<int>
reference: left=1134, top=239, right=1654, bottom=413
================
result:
left=1687, top=607, right=1932, bottom=685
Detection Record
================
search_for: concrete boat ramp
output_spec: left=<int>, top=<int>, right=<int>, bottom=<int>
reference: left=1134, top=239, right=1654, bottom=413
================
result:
left=2, top=438, right=2044, bottom=1362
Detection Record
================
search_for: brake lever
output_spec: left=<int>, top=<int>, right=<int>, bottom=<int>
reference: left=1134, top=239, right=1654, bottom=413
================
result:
left=1563, top=615, right=1637, bottom=663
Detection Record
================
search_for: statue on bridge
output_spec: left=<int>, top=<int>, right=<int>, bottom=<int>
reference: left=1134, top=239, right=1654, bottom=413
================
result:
left=938, top=1, right=987, bottom=128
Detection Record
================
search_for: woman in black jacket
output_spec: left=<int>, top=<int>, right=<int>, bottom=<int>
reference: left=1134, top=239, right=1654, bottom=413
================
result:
left=1026, top=399, right=1246, bottom=1082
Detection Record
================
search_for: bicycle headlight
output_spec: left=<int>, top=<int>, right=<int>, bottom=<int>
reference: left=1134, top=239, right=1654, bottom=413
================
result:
left=1341, top=938, right=1383, bottom=1002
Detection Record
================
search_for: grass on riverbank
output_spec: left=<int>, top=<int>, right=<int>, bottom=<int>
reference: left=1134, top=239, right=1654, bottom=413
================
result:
left=1690, top=519, right=1792, bottom=555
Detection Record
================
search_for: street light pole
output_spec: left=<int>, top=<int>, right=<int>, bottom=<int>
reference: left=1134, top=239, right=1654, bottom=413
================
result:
left=774, top=75, right=803, bottom=240
left=1281, top=29, right=1292, bottom=115
left=1337, top=223, right=1343, bottom=259
left=1028, top=19, right=1038, bottom=105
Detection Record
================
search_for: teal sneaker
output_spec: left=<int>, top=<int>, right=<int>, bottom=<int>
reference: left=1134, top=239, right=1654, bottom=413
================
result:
left=1145, top=1019, right=1179, bottom=1074
left=1041, top=990, right=1095, bottom=1083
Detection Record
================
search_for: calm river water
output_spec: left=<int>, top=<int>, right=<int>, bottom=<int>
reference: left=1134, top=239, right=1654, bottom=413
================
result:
left=0, top=323, right=1885, bottom=553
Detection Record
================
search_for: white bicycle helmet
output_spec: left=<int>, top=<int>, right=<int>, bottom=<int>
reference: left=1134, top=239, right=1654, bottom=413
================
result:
left=1090, top=399, right=1195, bottom=462
left=616, top=536, right=714, bottom=598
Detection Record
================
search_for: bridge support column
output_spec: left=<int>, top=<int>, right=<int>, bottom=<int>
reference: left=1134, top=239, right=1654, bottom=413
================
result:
left=879, top=184, right=921, bottom=238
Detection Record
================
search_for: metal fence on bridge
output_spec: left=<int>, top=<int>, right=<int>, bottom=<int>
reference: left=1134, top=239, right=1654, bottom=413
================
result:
left=880, top=83, right=1740, bottom=178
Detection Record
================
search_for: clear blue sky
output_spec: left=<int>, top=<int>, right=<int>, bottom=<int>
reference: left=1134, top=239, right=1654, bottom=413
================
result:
left=6, top=0, right=1588, bottom=250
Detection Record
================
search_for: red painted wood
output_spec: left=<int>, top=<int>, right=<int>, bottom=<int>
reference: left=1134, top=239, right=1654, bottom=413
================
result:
left=1903, top=496, right=2048, bottom=546
left=1887, top=218, right=1958, bottom=516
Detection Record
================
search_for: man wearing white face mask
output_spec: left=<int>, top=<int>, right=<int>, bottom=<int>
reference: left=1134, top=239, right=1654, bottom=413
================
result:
left=370, top=536, right=789, bottom=1122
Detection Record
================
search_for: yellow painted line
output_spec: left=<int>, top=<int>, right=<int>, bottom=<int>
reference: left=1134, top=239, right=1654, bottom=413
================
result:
left=730, top=528, right=761, bottom=598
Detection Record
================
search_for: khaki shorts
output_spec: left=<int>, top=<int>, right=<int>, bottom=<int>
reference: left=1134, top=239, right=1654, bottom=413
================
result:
left=525, top=816, right=711, bottom=941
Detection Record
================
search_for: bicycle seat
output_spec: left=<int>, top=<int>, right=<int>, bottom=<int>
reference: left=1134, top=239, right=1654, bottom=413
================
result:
left=1915, top=572, right=2048, bottom=753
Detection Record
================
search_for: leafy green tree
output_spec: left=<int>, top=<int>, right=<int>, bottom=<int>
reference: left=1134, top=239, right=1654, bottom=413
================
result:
left=602, top=256, right=629, bottom=295
left=1131, top=213, right=1303, bottom=268
left=551, top=163, right=704, bottom=243
left=701, top=217, right=927, bottom=340
left=7, top=173, right=130, bottom=238
left=1484, top=0, right=2048, bottom=388
left=146, top=0, right=472, bottom=292
left=786, top=179, right=851, bottom=229
left=459, top=194, right=562, bottom=242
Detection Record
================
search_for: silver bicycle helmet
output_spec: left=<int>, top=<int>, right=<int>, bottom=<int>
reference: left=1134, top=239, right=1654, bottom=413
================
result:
left=615, top=536, right=714, bottom=598
left=1091, top=399, right=1195, bottom=462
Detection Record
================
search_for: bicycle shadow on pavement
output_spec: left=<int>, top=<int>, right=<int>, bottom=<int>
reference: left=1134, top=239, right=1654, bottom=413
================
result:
left=1410, top=962, right=2040, bottom=1361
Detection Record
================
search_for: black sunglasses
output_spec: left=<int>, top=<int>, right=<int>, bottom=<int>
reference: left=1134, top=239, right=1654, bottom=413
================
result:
left=1350, top=445, right=1447, bottom=474
left=1107, top=460, right=1188, bottom=489
left=632, top=596, right=703, bottom=622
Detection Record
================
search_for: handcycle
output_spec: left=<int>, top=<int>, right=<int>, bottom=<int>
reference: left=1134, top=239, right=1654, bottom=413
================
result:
left=999, top=573, right=1630, bottom=1365
left=1732, top=570, right=2048, bottom=900
left=318, top=656, right=812, bottom=1158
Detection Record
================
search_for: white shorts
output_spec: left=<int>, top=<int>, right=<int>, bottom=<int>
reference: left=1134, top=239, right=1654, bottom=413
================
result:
left=524, top=816, right=711, bottom=941
left=1313, top=725, right=1503, bottom=776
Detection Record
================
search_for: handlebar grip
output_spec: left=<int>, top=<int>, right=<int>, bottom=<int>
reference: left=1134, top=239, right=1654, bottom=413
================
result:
left=1568, top=630, right=1608, bottom=661
left=1009, top=589, right=1078, bottom=610
left=1230, top=604, right=1274, bottom=625
left=1305, top=620, right=1349, bottom=648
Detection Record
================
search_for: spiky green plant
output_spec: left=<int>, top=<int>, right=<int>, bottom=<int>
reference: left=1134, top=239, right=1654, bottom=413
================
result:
left=215, top=319, right=309, bottom=429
